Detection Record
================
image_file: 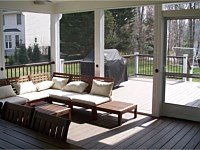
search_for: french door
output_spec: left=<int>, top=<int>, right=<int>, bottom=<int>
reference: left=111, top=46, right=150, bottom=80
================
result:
left=162, top=15, right=200, bottom=122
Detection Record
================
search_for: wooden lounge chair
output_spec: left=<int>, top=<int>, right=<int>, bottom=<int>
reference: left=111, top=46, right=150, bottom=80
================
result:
left=31, top=110, right=71, bottom=141
left=1, top=102, right=35, bottom=128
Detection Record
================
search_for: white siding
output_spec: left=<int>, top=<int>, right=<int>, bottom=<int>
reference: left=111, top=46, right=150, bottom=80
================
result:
left=3, top=12, right=25, bottom=56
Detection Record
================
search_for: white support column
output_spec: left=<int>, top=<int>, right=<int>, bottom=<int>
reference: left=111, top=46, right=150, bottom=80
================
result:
left=152, top=4, right=165, bottom=117
left=94, top=9, right=104, bottom=77
left=0, top=10, right=5, bottom=78
left=50, top=13, right=62, bottom=73
left=182, top=54, right=188, bottom=82
left=60, top=59, right=64, bottom=73
left=134, top=52, right=139, bottom=77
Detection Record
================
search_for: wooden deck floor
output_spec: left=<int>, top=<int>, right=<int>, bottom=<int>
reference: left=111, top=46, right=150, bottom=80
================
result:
left=112, top=77, right=200, bottom=114
left=67, top=109, right=200, bottom=149
left=165, top=80, right=200, bottom=108
left=67, top=77, right=200, bottom=149
left=112, top=77, right=153, bottom=114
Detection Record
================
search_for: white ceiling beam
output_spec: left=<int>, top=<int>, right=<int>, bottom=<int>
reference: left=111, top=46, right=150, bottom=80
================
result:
left=54, top=0, right=194, bottom=14
left=0, top=1, right=54, bottom=13
left=0, top=0, right=197, bottom=14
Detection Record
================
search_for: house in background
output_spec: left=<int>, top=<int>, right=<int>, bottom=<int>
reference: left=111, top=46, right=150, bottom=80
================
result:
left=24, top=12, right=50, bottom=55
left=3, top=11, right=25, bottom=56
left=3, top=11, right=50, bottom=56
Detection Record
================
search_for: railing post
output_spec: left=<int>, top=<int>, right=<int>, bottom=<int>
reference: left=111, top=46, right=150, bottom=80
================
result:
left=182, top=54, right=188, bottom=82
left=189, top=63, right=193, bottom=82
left=60, top=59, right=64, bottom=73
left=189, top=68, right=193, bottom=82
left=134, top=52, right=139, bottom=77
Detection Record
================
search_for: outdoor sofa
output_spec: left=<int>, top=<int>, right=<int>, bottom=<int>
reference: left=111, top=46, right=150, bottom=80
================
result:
left=0, top=72, right=114, bottom=119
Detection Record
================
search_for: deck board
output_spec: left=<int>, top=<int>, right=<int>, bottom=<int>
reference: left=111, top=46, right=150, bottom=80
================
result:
left=67, top=109, right=200, bottom=149
left=66, top=77, right=200, bottom=149
left=161, top=123, right=193, bottom=149
left=112, top=77, right=200, bottom=114
left=184, top=129, right=200, bottom=149
left=173, top=125, right=200, bottom=149
left=126, top=120, right=175, bottom=149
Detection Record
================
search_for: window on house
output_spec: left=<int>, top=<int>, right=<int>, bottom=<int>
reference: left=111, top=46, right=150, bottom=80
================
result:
left=5, top=35, right=12, bottom=49
left=3, top=15, right=5, bottom=26
left=15, top=35, right=20, bottom=48
left=17, top=14, right=21, bottom=25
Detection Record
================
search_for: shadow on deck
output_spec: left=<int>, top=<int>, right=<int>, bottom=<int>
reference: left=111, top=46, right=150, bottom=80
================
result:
left=68, top=108, right=200, bottom=149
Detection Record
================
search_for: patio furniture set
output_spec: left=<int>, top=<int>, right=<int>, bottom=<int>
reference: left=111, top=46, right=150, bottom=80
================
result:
left=0, top=102, right=82, bottom=149
left=0, top=72, right=137, bottom=126
left=0, top=118, right=81, bottom=149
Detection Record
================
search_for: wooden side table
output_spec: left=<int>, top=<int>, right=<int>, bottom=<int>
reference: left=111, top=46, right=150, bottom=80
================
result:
left=96, top=101, right=137, bottom=126
left=36, top=103, right=71, bottom=120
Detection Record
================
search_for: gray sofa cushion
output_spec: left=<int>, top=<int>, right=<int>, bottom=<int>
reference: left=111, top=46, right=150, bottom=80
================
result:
left=0, top=96, right=28, bottom=105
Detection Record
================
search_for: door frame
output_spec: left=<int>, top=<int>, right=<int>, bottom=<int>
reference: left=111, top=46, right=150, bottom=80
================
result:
left=161, top=8, right=200, bottom=122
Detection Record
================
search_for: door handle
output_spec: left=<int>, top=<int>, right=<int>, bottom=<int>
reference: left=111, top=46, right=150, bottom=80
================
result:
left=155, top=69, right=159, bottom=73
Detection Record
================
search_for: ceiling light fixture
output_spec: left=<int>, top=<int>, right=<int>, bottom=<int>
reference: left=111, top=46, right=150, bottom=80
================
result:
left=33, top=0, right=51, bottom=5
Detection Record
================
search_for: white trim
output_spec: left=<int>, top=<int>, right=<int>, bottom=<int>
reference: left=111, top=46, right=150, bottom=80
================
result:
left=54, top=1, right=197, bottom=14
left=0, top=1, right=53, bottom=14
left=0, top=1, right=198, bottom=14
left=152, top=4, right=165, bottom=117
left=94, top=9, right=104, bottom=77
left=163, top=103, right=200, bottom=122
left=0, top=10, right=5, bottom=78
left=50, top=13, right=62, bottom=73
left=162, top=8, right=200, bottom=122
left=163, top=9, right=200, bottom=19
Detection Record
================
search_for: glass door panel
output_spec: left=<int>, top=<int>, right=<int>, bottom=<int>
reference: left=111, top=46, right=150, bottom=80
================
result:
left=163, top=18, right=200, bottom=122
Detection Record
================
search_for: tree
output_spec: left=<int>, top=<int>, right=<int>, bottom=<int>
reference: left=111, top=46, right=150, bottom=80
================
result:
left=14, top=48, right=19, bottom=64
left=165, top=2, right=200, bottom=53
left=27, top=46, right=33, bottom=62
left=143, top=6, right=154, bottom=54
left=109, top=8, right=136, bottom=54
left=105, top=10, right=117, bottom=49
left=32, top=43, right=41, bottom=62
left=18, top=43, right=28, bottom=64
left=60, top=11, right=94, bottom=60
left=188, top=3, right=195, bottom=48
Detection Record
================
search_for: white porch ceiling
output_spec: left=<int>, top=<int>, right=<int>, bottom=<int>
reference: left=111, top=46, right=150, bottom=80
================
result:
left=0, top=0, right=196, bottom=14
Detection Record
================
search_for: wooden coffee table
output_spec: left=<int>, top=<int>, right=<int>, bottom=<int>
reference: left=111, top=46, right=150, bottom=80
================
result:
left=96, top=101, right=137, bottom=126
left=36, top=103, right=71, bottom=120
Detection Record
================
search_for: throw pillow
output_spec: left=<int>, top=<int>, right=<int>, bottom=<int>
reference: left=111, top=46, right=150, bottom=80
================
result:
left=63, top=81, right=88, bottom=93
left=90, top=79, right=114, bottom=97
left=13, top=81, right=37, bottom=95
left=36, top=80, right=54, bottom=91
left=52, top=77, right=68, bottom=90
left=0, top=85, right=16, bottom=99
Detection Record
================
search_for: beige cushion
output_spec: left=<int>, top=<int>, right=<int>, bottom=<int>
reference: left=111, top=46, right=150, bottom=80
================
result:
left=90, top=80, right=114, bottom=97
left=63, top=81, right=88, bottom=93
left=36, top=81, right=54, bottom=91
left=13, top=81, right=37, bottom=95
left=70, top=93, right=111, bottom=106
left=19, top=91, right=49, bottom=101
left=0, top=85, right=16, bottom=99
left=45, top=89, right=73, bottom=101
left=52, top=77, right=68, bottom=90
